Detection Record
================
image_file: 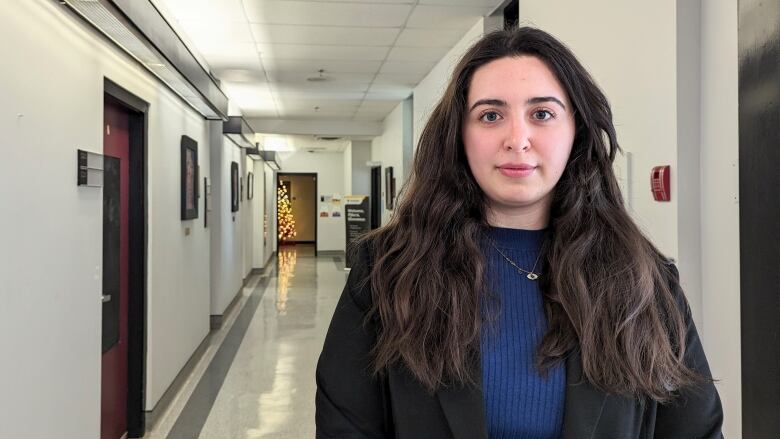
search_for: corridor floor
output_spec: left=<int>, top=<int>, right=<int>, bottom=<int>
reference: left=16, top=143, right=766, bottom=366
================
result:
left=143, top=244, right=347, bottom=439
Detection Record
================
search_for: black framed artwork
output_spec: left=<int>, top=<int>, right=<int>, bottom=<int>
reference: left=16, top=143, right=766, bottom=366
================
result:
left=247, top=172, right=254, bottom=200
left=385, top=166, right=395, bottom=210
left=231, top=161, right=239, bottom=212
left=180, top=135, right=199, bottom=220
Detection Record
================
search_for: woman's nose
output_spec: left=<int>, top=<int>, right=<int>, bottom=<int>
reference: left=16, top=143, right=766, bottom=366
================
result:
left=503, top=118, right=531, bottom=151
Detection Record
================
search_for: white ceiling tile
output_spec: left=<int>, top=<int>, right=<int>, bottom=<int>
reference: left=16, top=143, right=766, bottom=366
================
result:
left=273, top=82, right=370, bottom=93
left=406, top=5, right=489, bottom=30
left=212, top=68, right=268, bottom=83
left=353, top=111, right=391, bottom=122
left=267, top=71, right=375, bottom=84
left=244, top=1, right=412, bottom=27
left=258, top=44, right=390, bottom=61
left=396, top=28, right=466, bottom=47
left=280, top=100, right=362, bottom=111
left=387, top=46, right=449, bottom=62
left=379, top=60, right=436, bottom=75
left=251, top=24, right=400, bottom=46
left=242, top=108, right=280, bottom=118
left=358, top=100, right=400, bottom=111
left=222, top=82, right=278, bottom=115
left=419, top=0, right=502, bottom=7
left=366, top=90, right=412, bottom=100
left=177, top=20, right=255, bottom=44
left=374, top=73, right=426, bottom=87
left=262, top=59, right=383, bottom=74
left=273, top=90, right=366, bottom=100
left=200, top=43, right=263, bottom=70
left=155, top=0, right=248, bottom=22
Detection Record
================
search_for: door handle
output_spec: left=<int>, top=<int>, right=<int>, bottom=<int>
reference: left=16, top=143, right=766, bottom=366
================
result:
left=101, top=294, right=112, bottom=303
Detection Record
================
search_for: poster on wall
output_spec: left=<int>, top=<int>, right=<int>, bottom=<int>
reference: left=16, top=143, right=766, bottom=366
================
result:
left=181, top=135, right=199, bottom=220
left=231, top=161, right=239, bottom=213
left=344, top=196, right=370, bottom=270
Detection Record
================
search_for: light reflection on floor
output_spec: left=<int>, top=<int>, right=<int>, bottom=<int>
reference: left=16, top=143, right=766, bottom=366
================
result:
left=192, top=243, right=345, bottom=439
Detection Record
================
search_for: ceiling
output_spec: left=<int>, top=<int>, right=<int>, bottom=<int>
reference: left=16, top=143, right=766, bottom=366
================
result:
left=153, top=0, right=505, bottom=131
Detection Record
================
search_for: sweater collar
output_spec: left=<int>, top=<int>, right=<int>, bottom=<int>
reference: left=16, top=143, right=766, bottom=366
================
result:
left=484, top=225, right=547, bottom=251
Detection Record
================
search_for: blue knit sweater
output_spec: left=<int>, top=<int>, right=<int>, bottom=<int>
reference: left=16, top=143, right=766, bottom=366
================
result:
left=480, top=226, right=566, bottom=439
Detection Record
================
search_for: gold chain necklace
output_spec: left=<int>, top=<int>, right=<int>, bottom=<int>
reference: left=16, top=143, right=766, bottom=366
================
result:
left=489, top=241, right=542, bottom=281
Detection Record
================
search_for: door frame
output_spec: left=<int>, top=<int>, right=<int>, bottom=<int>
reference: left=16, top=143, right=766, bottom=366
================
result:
left=370, top=166, right=381, bottom=230
left=104, top=78, right=148, bottom=438
left=276, top=172, right=318, bottom=255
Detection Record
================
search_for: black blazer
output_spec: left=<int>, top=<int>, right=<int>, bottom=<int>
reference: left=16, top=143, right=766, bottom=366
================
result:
left=316, top=240, right=724, bottom=438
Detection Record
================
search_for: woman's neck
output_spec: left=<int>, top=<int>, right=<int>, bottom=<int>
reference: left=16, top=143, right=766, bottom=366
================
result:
left=486, top=199, right=551, bottom=230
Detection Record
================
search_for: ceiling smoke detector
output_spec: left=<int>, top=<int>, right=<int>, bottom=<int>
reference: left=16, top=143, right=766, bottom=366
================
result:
left=306, top=69, right=328, bottom=82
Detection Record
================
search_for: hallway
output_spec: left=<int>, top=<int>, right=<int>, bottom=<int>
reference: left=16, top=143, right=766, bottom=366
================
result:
left=144, top=245, right=346, bottom=439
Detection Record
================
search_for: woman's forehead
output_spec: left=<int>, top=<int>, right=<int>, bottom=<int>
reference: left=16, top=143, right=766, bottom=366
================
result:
left=467, top=56, right=569, bottom=105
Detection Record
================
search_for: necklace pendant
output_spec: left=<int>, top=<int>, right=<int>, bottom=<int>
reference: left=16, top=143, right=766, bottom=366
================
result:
left=526, top=273, right=539, bottom=280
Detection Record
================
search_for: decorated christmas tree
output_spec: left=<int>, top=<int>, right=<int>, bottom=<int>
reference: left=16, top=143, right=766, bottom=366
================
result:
left=277, top=183, right=297, bottom=242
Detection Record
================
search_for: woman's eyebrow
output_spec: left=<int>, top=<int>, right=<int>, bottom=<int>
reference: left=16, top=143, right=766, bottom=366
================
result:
left=469, top=98, right=507, bottom=112
left=527, top=96, right=567, bottom=110
left=469, top=96, right=567, bottom=112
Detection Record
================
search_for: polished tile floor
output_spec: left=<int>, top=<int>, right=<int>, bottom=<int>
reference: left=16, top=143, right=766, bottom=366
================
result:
left=143, top=244, right=347, bottom=439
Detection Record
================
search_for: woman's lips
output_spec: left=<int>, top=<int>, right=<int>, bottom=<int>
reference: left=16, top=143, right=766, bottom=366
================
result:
left=497, top=165, right=537, bottom=177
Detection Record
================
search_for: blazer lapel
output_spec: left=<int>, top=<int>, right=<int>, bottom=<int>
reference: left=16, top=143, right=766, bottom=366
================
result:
left=436, top=380, right=488, bottom=439
left=435, top=349, right=606, bottom=439
left=561, top=349, right=607, bottom=438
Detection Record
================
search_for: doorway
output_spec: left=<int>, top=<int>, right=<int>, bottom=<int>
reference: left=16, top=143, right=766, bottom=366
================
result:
left=276, top=173, right=318, bottom=255
left=102, top=80, right=148, bottom=439
left=738, top=0, right=780, bottom=436
left=370, top=166, right=381, bottom=230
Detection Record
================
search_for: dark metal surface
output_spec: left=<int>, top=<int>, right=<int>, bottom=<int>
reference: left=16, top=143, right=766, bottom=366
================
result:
left=98, top=0, right=229, bottom=119
left=738, top=0, right=780, bottom=437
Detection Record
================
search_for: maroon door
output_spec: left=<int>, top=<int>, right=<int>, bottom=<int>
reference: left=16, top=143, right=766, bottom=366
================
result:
left=101, top=99, right=130, bottom=439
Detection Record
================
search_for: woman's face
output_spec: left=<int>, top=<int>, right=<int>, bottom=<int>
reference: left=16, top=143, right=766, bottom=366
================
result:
left=462, top=56, right=575, bottom=226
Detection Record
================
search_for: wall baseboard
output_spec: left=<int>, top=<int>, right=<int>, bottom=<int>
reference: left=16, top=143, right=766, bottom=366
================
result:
left=143, top=328, right=213, bottom=431
left=209, top=284, right=244, bottom=330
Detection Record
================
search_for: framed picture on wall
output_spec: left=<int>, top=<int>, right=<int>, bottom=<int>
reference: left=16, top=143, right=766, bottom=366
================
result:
left=247, top=172, right=254, bottom=200
left=180, top=135, right=199, bottom=220
left=385, top=166, right=395, bottom=210
left=231, top=161, right=239, bottom=212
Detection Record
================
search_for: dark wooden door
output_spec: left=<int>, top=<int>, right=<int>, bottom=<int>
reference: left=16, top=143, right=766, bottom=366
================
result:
left=101, top=99, right=130, bottom=439
left=739, top=0, right=780, bottom=437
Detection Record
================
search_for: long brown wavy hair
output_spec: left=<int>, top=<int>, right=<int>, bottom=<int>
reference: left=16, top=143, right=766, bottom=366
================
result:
left=354, top=27, right=703, bottom=402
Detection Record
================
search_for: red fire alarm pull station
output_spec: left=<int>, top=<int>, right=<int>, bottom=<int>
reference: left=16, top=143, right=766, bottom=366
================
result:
left=651, top=165, right=671, bottom=202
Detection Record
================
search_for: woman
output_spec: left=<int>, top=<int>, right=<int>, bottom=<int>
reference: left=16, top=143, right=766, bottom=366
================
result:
left=316, top=27, right=723, bottom=438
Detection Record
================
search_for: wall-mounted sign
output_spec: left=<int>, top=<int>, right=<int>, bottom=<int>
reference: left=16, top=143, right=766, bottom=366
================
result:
left=344, top=196, right=370, bottom=269
left=77, top=149, right=104, bottom=187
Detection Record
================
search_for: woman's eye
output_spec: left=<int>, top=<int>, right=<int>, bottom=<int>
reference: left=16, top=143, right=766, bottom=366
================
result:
left=532, top=109, right=554, bottom=121
left=480, top=111, right=501, bottom=123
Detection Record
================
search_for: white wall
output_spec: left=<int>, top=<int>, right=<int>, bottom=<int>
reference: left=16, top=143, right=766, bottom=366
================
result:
left=350, top=141, right=372, bottom=197
left=518, top=1, right=741, bottom=436
left=701, top=0, right=741, bottom=435
left=0, top=1, right=212, bottom=435
left=518, top=0, right=679, bottom=261
left=413, top=19, right=485, bottom=151
left=251, top=158, right=269, bottom=269
left=210, top=133, right=246, bottom=316
left=343, top=142, right=353, bottom=198
left=265, top=166, right=277, bottom=257
left=243, top=154, right=254, bottom=275
left=278, top=151, right=345, bottom=251
left=370, top=99, right=412, bottom=225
